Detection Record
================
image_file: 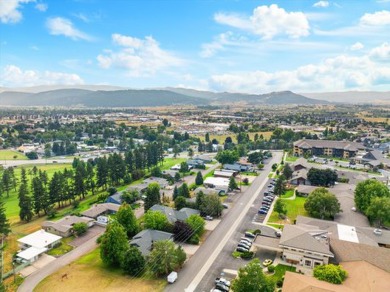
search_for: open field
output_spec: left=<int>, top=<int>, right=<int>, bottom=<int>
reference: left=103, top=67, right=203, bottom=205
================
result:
left=35, top=248, right=166, bottom=292
left=0, top=150, right=28, bottom=160
left=194, top=131, right=273, bottom=144
left=268, top=197, right=308, bottom=225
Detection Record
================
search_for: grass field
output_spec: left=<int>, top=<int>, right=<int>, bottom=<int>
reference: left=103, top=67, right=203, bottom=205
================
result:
left=194, top=131, right=273, bottom=144
left=47, top=237, right=74, bottom=256
left=285, top=155, right=298, bottom=162
left=281, top=189, right=295, bottom=199
left=268, top=197, right=308, bottom=225
left=270, top=264, right=296, bottom=283
left=0, top=150, right=28, bottom=160
left=35, top=248, right=166, bottom=292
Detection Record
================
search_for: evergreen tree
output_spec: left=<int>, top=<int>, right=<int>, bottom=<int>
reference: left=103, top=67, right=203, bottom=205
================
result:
left=0, top=201, right=10, bottom=237
left=144, top=183, right=161, bottom=211
left=205, top=132, right=210, bottom=142
left=228, top=176, right=238, bottom=191
left=195, top=171, right=203, bottom=185
left=173, top=185, right=179, bottom=200
left=2, top=169, right=12, bottom=197
left=96, top=157, right=108, bottom=189
left=121, top=246, right=146, bottom=276
left=18, top=168, right=33, bottom=222
left=179, top=183, right=190, bottom=198
left=74, top=162, right=87, bottom=199
left=86, top=161, right=96, bottom=195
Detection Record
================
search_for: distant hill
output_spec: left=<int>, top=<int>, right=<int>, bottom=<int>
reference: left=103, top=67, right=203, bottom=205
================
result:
left=0, top=89, right=207, bottom=107
left=301, top=91, right=390, bottom=104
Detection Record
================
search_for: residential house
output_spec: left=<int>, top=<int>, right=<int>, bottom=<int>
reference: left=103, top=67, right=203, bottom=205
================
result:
left=293, top=139, right=365, bottom=159
left=150, top=204, right=200, bottom=224
left=360, top=149, right=390, bottom=169
left=203, top=177, right=229, bottom=193
left=193, top=154, right=213, bottom=163
left=214, top=170, right=235, bottom=178
left=143, top=177, right=169, bottom=189
left=105, top=192, right=123, bottom=205
left=130, top=229, right=174, bottom=256
left=16, top=230, right=62, bottom=263
left=42, top=215, right=94, bottom=237
left=81, top=203, right=120, bottom=219
left=187, top=159, right=205, bottom=168
left=290, top=168, right=310, bottom=186
left=295, top=185, right=318, bottom=197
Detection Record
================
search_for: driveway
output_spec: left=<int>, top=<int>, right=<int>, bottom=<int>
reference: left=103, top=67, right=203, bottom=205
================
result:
left=70, top=225, right=105, bottom=247
left=19, top=254, right=56, bottom=277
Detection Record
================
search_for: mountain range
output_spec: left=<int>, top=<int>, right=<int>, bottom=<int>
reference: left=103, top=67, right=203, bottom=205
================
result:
left=0, top=86, right=326, bottom=107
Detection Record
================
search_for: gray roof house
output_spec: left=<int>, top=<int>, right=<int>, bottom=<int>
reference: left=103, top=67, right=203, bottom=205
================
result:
left=42, top=215, right=94, bottom=237
left=81, top=203, right=120, bottom=219
left=150, top=204, right=200, bottom=224
left=130, top=229, right=174, bottom=256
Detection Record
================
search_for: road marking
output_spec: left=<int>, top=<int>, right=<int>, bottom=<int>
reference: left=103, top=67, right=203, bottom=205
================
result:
left=185, top=154, right=281, bottom=292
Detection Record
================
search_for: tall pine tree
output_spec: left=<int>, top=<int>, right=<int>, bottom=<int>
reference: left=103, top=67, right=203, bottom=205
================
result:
left=18, top=168, right=33, bottom=222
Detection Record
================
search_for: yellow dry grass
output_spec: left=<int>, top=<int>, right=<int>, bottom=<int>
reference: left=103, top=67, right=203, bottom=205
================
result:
left=35, top=248, right=166, bottom=292
left=194, top=131, right=273, bottom=144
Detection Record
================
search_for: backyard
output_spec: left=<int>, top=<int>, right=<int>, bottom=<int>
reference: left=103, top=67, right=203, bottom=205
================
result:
left=267, top=196, right=308, bottom=225
left=35, top=248, right=166, bottom=292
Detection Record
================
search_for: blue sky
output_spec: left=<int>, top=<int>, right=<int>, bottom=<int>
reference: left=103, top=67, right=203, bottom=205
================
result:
left=1, top=0, right=390, bottom=93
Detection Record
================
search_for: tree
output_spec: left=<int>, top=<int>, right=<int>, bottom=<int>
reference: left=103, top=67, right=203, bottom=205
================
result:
left=366, top=197, right=390, bottom=227
left=282, top=163, right=293, bottom=179
left=2, top=169, right=12, bottom=197
left=147, top=240, right=186, bottom=276
left=228, top=176, right=238, bottom=191
left=188, top=147, right=194, bottom=158
left=304, top=188, right=341, bottom=220
left=174, top=196, right=187, bottom=210
left=116, top=203, right=139, bottom=238
left=205, top=132, right=210, bottom=142
left=0, top=201, right=10, bottom=237
left=274, top=175, right=286, bottom=196
left=44, top=143, right=51, bottom=158
left=179, top=183, right=190, bottom=198
left=162, top=118, right=169, bottom=127
left=18, top=168, right=33, bottom=222
left=174, top=172, right=181, bottom=182
left=144, top=210, right=170, bottom=231
left=100, top=221, right=128, bottom=267
left=274, top=198, right=287, bottom=218
left=180, top=162, right=189, bottom=173
left=248, top=151, right=263, bottom=165
left=144, top=182, right=161, bottom=211
left=195, top=171, right=203, bottom=185
left=215, top=150, right=239, bottom=164
left=173, top=185, right=179, bottom=200
left=231, top=258, right=275, bottom=292
left=26, top=151, right=38, bottom=159
left=121, top=246, right=145, bottom=276
left=173, top=220, right=193, bottom=242
left=185, top=214, right=205, bottom=238
left=355, top=179, right=390, bottom=214
left=73, top=222, right=88, bottom=236
left=200, top=194, right=223, bottom=217
left=151, top=166, right=162, bottom=177
left=195, top=191, right=205, bottom=209
left=313, top=264, right=348, bottom=284
left=307, top=168, right=338, bottom=187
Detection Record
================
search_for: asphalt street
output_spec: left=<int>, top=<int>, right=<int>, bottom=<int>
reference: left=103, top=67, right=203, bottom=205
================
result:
left=165, top=151, right=283, bottom=292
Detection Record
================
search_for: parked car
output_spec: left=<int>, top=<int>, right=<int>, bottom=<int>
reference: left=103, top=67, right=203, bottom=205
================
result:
left=215, top=283, right=229, bottom=292
left=262, top=201, right=272, bottom=206
left=205, top=215, right=213, bottom=221
left=222, top=203, right=229, bottom=209
left=238, top=243, right=251, bottom=249
left=244, top=232, right=256, bottom=238
left=167, top=271, right=178, bottom=283
left=215, top=278, right=231, bottom=287
left=263, top=259, right=273, bottom=266
left=240, top=240, right=252, bottom=247
left=264, top=191, right=269, bottom=195
left=240, top=237, right=252, bottom=244
left=236, top=246, right=249, bottom=252
left=258, top=209, right=267, bottom=215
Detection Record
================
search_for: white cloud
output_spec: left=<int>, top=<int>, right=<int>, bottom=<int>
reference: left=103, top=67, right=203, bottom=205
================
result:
left=214, top=4, right=310, bottom=39
left=97, top=34, right=184, bottom=76
left=360, top=10, right=390, bottom=26
left=369, top=42, right=390, bottom=61
left=0, top=0, right=34, bottom=24
left=46, top=17, right=92, bottom=41
left=1, top=65, right=84, bottom=87
left=207, top=47, right=390, bottom=93
left=200, top=32, right=244, bottom=58
left=35, top=3, right=47, bottom=12
left=350, top=42, right=364, bottom=51
left=313, top=1, right=329, bottom=8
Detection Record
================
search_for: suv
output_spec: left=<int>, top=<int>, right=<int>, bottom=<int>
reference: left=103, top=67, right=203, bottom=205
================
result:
left=245, top=232, right=256, bottom=238
left=238, top=242, right=251, bottom=249
left=236, top=246, right=249, bottom=252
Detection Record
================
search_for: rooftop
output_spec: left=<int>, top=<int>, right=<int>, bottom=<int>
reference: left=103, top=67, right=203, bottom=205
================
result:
left=18, top=229, right=62, bottom=249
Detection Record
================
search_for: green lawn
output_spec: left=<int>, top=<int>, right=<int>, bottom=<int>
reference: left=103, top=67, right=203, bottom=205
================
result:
left=281, top=189, right=295, bottom=199
left=268, top=196, right=308, bottom=224
left=2, top=163, right=73, bottom=222
left=285, top=155, right=298, bottom=162
left=269, top=264, right=296, bottom=283
left=47, top=237, right=74, bottom=256
left=0, top=150, right=28, bottom=160
left=160, top=157, right=186, bottom=170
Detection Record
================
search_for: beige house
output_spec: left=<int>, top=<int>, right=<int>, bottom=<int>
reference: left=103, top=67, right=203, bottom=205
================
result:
left=42, top=215, right=94, bottom=237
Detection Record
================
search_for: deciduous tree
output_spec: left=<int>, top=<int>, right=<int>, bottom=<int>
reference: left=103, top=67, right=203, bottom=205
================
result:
left=116, top=203, right=139, bottom=238
left=100, top=221, right=128, bottom=267
left=304, top=188, right=341, bottom=220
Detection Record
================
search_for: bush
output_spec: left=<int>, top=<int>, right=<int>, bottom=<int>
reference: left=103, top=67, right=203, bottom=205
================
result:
left=267, top=265, right=275, bottom=273
left=187, top=234, right=200, bottom=245
left=72, top=200, right=80, bottom=209
left=73, top=222, right=88, bottom=236
left=243, top=178, right=249, bottom=185
left=97, top=193, right=108, bottom=202
left=313, top=264, right=348, bottom=284
left=47, top=208, right=57, bottom=219
left=276, top=279, right=284, bottom=288
left=241, top=251, right=254, bottom=259
left=253, top=229, right=261, bottom=235
left=107, top=187, right=117, bottom=196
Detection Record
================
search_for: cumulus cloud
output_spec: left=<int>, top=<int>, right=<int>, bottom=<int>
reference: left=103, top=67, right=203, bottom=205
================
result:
left=313, top=1, right=329, bottom=8
left=369, top=42, right=390, bottom=61
left=214, top=4, right=310, bottom=39
left=360, top=10, right=390, bottom=26
left=46, top=17, right=93, bottom=41
left=1, top=65, right=84, bottom=87
left=207, top=44, right=390, bottom=93
left=97, top=34, right=184, bottom=76
left=35, top=3, right=48, bottom=12
left=0, top=0, right=34, bottom=24
left=350, top=42, right=364, bottom=51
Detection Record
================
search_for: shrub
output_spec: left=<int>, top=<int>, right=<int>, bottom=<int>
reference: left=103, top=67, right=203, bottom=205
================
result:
left=73, top=222, right=88, bottom=236
left=253, top=229, right=261, bottom=235
left=276, top=279, right=284, bottom=288
left=187, top=234, right=200, bottom=245
left=97, top=193, right=108, bottom=202
left=313, top=264, right=348, bottom=284
left=267, top=265, right=275, bottom=273
left=241, top=251, right=254, bottom=259
left=107, top=187, right=117, bottom=196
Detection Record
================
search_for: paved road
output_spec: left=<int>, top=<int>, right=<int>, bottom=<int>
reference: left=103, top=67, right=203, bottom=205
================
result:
left=18, top=230, right=104, bottom=292
left=166, top=151, right=283, bottom=292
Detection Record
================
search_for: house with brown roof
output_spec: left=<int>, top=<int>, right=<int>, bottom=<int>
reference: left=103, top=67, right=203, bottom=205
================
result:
left=81, top=203, right=120, bottom=219
left=282, top=260, right=390, bottom=292
left=42, top=215, right=94, bottom=237
left=294, top=139, right=364, bottom=159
